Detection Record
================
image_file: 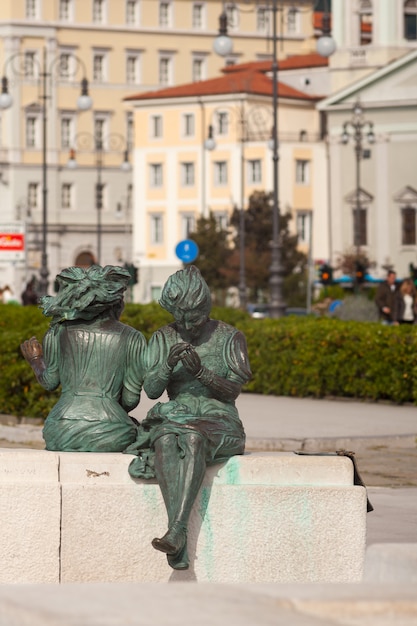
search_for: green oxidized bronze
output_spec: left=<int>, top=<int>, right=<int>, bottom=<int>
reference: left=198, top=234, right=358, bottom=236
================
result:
left=126, top=265, right=251, bottom=571
left=20, top=265, right=146, bottom=452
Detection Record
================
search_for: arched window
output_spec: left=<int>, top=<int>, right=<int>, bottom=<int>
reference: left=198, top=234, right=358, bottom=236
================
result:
left=405, top=0, right=417, bottom=40
left=75, top=251, right=95, bottom=267
left=359, top=0, right=373, bottom=45
left=353, top=208, right=367, bottom=246
left=401, top=206, right=416, bottom=245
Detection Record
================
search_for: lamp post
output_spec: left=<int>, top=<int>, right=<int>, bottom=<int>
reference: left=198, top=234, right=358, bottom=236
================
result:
left=341, top=100, right=375, bottom=262
left=67, top=133, right=131, bottom=265
left=213, top=0, right=336, bottom=318
left=0, top=49, right=92, bottom=296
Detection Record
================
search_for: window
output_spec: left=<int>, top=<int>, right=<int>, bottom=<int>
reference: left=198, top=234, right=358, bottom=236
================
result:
left=159, top=56, right=172, bottom=86
left=216, top=111, right=229, bottom=135
left=93, top=53, right=106, bottom=82
left=61, top=116, right=74, bottom=149
left=151, top=285, right=162, bottom=301
left=59, top=0, right=72, bottom=21
left=287, top=7, right=300, bottom=34
left=28, top=183, right=39, bottom=209
left=26, top=0, right=37, bottom=18
left=94, top=116, right=108, bottom=146
left=247, top=159, right=262, bottom=185
left=26, top=116, right=38, bottom=148
left=61, top=183, right=73, bottom=209
left=181, top=214, right=195, bottom=238
left=192, top=56, right=206, bottom=82
left=182, top=113, right=195, bottom=137
left=359, top=0, right=373, bottom=45
left=150, top=163, right=163, bottom=187
left=402, top=206, right=416, bottom=245
left=295, top=159, right=310, bottom=184
left=214, top=211, right=228, bottom=230
left=151, top=115, right=163, bottom=138
left=181, top=162, right=195, bottom=186
left=59, top=53, right=73, bottom=79
left=159, top=1, right=171, bottom=27
left=257, top=7, right=269, bottom=32
left=353, top=208, right=367, bottom=246
left=150, top=214, right=163, bottom=243
left=214, top=161, right=228, bottom=186
left=296, top=211, right=311, bottom=245
left=24, top=52, right=37, bottom=78
left=126, top=112, right=134, bottom=150
left=192, top=3, right=204, bottom=29
left=126, top=54, right=140, bottom=84
left=93, top=0, right=105, bottom=23
left=126, top=0, right=139, bottom=25
left=405, top=0, right=417, bottom=40
left=225, top=3, right=239, bottom=30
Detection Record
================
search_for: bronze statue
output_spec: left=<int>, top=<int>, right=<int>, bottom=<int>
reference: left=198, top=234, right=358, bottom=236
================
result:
left=127, top=265, right=251, bottom=570
left=21, top=265, right=146, bottom=452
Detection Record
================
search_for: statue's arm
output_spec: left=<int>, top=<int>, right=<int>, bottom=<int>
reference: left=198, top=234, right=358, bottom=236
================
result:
left=180, top=330, right=251, bottom=402
left=143, top=330, right=173, bottom=399
left=20, top=332, right=60, bottom=391
left=121, top=330, right=147, bottom=411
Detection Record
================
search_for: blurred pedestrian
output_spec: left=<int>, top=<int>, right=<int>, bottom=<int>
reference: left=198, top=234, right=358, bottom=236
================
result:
left=1, top=285, right=14, bottom=304
left=375, top=270, right=397, bottom=325
left=393, top=278, right=417, bottom=325
left=21, top=280, right=38, bottom=305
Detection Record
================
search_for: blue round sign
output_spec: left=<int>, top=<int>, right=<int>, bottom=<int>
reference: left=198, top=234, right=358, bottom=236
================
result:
left=175, top=239, right=199, bottom=263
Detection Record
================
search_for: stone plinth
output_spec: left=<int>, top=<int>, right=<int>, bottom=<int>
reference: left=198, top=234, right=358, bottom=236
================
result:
left=0, top=449, right=366, bottom=583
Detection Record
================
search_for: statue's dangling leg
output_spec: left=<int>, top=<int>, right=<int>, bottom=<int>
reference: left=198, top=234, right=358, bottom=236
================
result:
left=152, top=431, right=207, bottom=570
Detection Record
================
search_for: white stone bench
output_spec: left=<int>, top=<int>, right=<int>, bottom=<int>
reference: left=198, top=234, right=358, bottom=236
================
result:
left=0, top=448, right=366, bottom=583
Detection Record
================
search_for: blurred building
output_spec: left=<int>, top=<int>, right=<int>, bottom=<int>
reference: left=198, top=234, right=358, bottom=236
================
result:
left=320, top=0, right=417, bottom=279
left=126, top=55, right=329, bottom=302
left=0, top=0, right=317, bottom=298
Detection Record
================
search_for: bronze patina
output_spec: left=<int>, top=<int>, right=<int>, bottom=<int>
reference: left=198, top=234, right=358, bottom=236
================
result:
left=21, top=265, right=146, bottom=452
left=127, top=265, right=251, bottom=570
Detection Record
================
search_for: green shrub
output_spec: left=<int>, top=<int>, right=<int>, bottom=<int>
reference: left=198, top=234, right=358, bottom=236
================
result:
left=2, top=304, right=417, bottom=419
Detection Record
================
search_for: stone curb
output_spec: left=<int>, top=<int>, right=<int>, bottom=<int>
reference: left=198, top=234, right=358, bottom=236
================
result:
left=246, top=434, right=417, bottom=452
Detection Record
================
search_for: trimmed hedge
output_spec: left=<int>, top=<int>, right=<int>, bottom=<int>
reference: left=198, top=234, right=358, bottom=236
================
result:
left=2, top=303, right=417, bottom=419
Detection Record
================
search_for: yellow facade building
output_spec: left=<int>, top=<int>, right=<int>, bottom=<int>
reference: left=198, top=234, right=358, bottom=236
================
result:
left=127, top=55, right=329, bottom=302
left=0, top=0, right=320, bottom=299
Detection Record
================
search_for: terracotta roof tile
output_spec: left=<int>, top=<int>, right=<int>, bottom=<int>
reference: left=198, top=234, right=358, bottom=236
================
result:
left=125, top=66, right=322, bottom=103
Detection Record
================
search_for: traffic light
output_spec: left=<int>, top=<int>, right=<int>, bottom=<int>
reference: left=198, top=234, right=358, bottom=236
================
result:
left=319, top=264, right=333, bottom=285
left=355, top=261, right=366, bottom=284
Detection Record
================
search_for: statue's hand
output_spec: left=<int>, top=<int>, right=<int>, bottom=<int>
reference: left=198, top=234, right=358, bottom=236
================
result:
left=20, top=337, right=43, bottom=363
left=180, top=345, right=202, bottom=376
left=167, top=343, right=190, bottom=369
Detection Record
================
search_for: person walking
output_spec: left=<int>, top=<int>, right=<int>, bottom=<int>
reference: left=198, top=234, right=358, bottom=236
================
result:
left=393, top=278, right=417, bottom=325
left=375, top=270, right=397, bottom=324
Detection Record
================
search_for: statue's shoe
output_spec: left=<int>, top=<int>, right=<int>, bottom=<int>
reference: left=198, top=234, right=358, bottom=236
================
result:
left=167, top=543, right=189, bottom=570
left=152, top=522, right=187, bottom=556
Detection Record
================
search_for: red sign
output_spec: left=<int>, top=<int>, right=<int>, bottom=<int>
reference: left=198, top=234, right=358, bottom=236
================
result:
left=0, top=233, right=25, bottom=251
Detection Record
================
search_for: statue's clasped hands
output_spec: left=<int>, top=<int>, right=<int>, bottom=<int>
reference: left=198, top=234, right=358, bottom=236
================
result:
left=20, top=336, right=43, bottom=363
left=167, top=343, right=202, bottom=376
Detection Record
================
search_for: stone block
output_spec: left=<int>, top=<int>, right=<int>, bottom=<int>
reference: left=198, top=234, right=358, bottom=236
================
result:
left=59, top=451, right=365, bottom=583
left=0, top=449, right=60, bottom=583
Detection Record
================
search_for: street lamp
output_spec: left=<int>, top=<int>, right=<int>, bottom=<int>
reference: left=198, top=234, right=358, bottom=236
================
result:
left=213, top=0, right=336, bottom=318
left=341, top=100, right=375, bottom=265
left=0, top=49, right=92, bottom=296
left=67, top=133, right=131, bottom=265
